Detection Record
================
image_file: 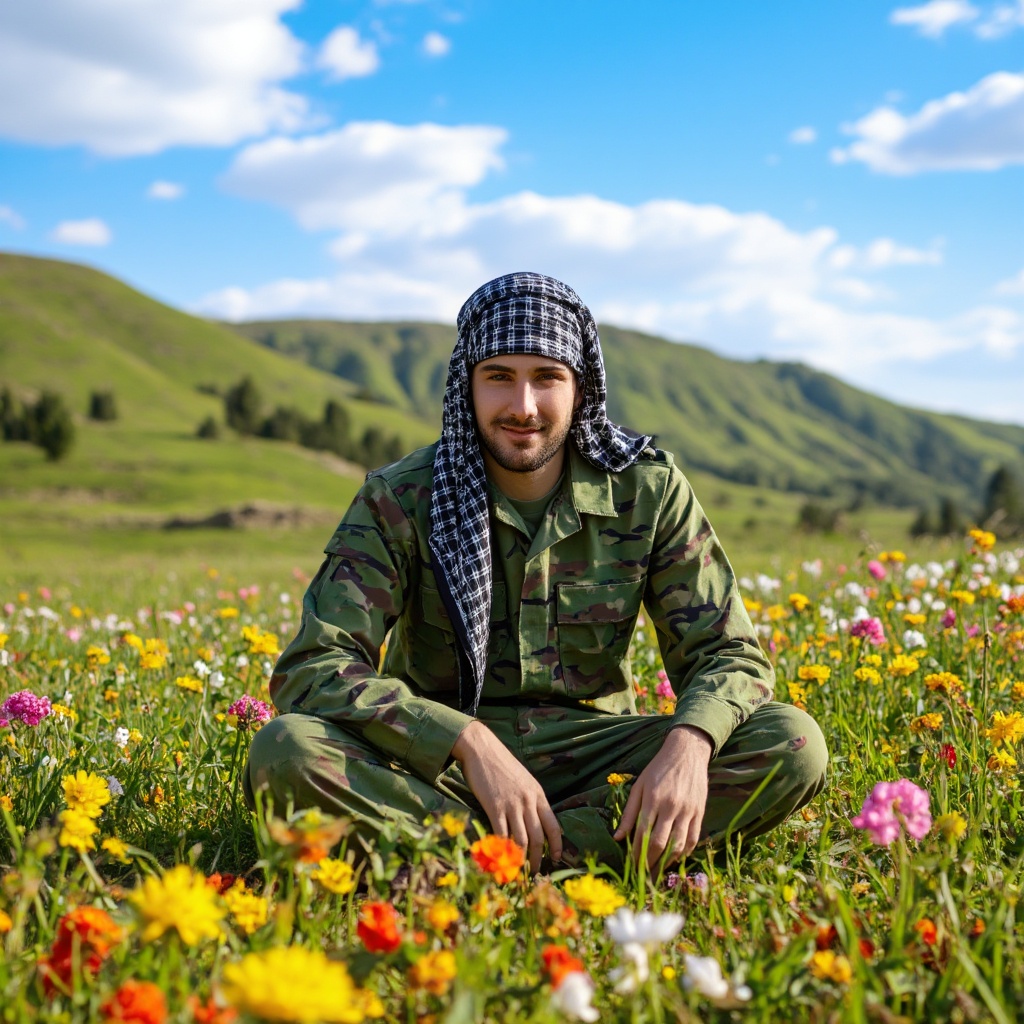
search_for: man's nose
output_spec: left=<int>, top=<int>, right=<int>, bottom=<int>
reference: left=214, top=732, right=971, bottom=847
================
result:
left=509, top=382, right=539, bottom=419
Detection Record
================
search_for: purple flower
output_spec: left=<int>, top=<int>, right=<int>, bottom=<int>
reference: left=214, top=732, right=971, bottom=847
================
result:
left=0, top=690, right=52, bottom=726
left=851, top=779, right=931, bottom=845
left=941, top=608, right=957, bottom=629
left=686, top=871, right=710, bottom=891
left=665, top=872, right=680, bottom=889
left=227, top=694, right=273, bottom=729
left=850, top=616, right=886, bottom=646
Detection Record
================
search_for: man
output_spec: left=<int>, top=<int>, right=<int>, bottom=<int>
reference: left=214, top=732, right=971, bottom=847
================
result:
left=246, top=272, right=827, bottom=873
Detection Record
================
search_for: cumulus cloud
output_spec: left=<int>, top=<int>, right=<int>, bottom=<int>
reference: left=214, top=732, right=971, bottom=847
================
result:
left=889, top=0, right=979, bottom=37
left=200, top=120, right=1023, bottom=378
left=976, top=0, right=1024, bottom=36
left=147, top=181, right=185, bottom=200
left=422, top=31, right=451, bottom=56
left=831, top=71, right=1024, bottom=173
left=788, top=126, right=816, bottom=144
left=0, top=0, right=307, bottom=155
left=0, top=205, right=25, bottom=230
left=317, top=26, right=380, bottom=80
left=50, top=218, right=111, bottom=246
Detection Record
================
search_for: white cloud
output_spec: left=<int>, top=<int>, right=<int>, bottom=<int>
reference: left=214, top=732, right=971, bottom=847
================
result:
left=994, top=268, right=1024, bottom=294
left=422, top=31, right=451, bottom=57
left=0, top=0, right=307, bottom=156
left=0, top=205, right=25, bottom=230
left=788, top=126, right=816, bottom=144
left=50, top=218, right=111, bottom=246
left=890, top=1, right=979, bottom=37
left=832, top=71, right=1024, bottom=173
left=201, top=120, right=1024, bottom=379
left=147, top=180, right=185, bottom=201
left=976, top=0, right=1024, bottom=36
left=317, top=26, right=380, bottom=81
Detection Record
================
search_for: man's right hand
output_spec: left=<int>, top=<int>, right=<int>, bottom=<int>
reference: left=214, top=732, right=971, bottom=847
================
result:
left=451, top=720, right=562, bottom=874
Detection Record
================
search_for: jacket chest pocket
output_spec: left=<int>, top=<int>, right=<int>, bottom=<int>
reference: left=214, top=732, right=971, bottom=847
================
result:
left=556, top=579, right=644, bottom=693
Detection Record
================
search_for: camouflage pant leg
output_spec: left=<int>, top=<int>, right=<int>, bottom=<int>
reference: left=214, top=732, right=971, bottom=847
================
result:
left=243, top=713, right=487, bottom=851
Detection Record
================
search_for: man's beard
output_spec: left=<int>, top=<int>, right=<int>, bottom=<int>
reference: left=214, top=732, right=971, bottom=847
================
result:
left=477, top=417, right=573, bottom=474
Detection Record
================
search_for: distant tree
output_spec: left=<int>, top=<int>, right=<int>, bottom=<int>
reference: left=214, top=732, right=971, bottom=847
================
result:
left=259, top=405, right=305, bottom=444
left=797, top=502, right=841, bottom=534
left=196, top=416, right=221, bottom=440
left=383, top=436, right=406, bottom=465
left=28, top=392, right=75, bottom=461
left=982, top=465, right=1024, bottom=535
left=88, top=390, right=118, bottom=421
left=224, top=377, right=263, bottom=435
left=1, top=387, right=29, bottom=441
left=938, top=497, right=963, bottom=536
left=909, top=507, right=935, bottom=538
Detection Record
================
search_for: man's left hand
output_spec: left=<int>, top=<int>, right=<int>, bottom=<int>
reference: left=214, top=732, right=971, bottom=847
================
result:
left=612, top=724, right=712, bottom=869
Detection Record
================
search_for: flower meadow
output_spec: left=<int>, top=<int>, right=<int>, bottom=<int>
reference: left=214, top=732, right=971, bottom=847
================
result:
left=2, top=531, right=1024, bottom=1023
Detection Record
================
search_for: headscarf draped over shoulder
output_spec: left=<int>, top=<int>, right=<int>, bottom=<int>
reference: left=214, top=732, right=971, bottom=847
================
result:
left=429, top=272, right=652, bottom=714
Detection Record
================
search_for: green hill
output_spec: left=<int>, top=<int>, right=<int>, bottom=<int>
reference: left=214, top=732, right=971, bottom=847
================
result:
left=232, top=319, right=1024, bottom=509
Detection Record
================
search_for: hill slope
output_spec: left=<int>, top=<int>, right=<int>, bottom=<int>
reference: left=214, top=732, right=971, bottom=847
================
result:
left=232, top=318, right=1024, bottom=508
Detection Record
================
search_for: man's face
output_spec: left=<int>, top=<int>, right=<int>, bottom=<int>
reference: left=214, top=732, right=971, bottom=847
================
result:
left=470, top=354, right=581, bottom=476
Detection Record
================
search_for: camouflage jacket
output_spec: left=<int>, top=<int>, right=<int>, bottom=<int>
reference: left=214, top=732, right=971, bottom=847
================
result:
left=271, top=441, right=774, bottom=784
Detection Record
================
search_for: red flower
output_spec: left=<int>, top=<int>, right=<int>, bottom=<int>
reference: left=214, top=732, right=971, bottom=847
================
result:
left=939, top=744, right=956, bottom=769
left=541, top=945, right=585, bottom=989
left=39, top=906, right=122, bottom=993
left=470, top=835, right=526, bottom=884
left=205, top=873, right=237, bottom=895
left=357, top=901, right=402, bottom=954
left=815, top=923, right=838, bottom=950
left=101, top=980, right=168, bottom=1024
left=188, top=995, right=238, bottom=1024
left=914, top=918, right=938, bottom=946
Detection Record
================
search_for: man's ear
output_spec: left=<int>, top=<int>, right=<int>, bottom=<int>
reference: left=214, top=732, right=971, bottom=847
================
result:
left=573, top=376, right=584, bottom=410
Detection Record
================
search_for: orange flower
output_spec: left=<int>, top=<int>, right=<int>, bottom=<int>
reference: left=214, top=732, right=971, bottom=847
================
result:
left=407, top=950, right=457, bottom=996
left=205, top=872, right=238, bottom=895
left=39, top=906, right=122, bottom=991
left=914, top=918, right=938, bottom=946
left=541, top=945, right=585, bottom=988
left=101, top=980, right=168, bottom=1024
left=357, top=901, right=402, bottom=953
left=469, top=834, right=525, bottom=884
left=187, top=995, right=238, bottom=1024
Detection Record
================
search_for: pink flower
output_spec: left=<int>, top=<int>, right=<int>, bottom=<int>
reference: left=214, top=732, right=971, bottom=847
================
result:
left=227, top=695, right=273, bottom=728
left=941, top=608, right=956, bottom=629
left=850, top=617, right=886, bottom=646
left=65, top=627, right=83, bottom=643
left=851, top=779, right=931, bottom=845
left=867, top=560, right=887, bottom=580
left=966, top=624, right=980, bottom=638
left=0, top=690, right=53, bottom=727
left=37, top=587, right=51, bottom=601
left=655, top=678, right=674, bottom=699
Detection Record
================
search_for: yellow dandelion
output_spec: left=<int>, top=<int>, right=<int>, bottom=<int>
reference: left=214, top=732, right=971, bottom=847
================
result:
left=175, top=675, right=204, bottom=693
left=935, top=812, right=968, bottom=841
left=425, top=899, right=460, bottom=932
left=853, top=667, right=881, bottom=686
left=910, top=713, right=943, bottom=733
left=436, top=872, right=458, bottom=888
left=62, top=770, right=112, bottom=818
left=408, top=950, right=457, bottom=997
left=311, top=858, right=356, bottom=896
left=218, top=607, right=240, bottom=618
left=987, top=749, right=1018, bottom=773
left=968, top=528, right=996, bottom=551
left=810, top=950, right=852, bottom=984
left=985, top=711, right=1024, bottom=747
left=130, top=865, right=225, bottom=945
left=58, top=808, right=98, bottom=853
left=121, top=633, right=144, bottom=651
left=889, top=654, right=920, bottom=677
left=563, top=874, right=626, bottom=917
left=139, top=652, right=166, bottom=670
left=223, top=883, right=269, bottom=936
left=439, top=812, right=467, bottom=837
left=606, top=773, right=635, bottom=786
left=86, top=645, right=111, bottom=666
left=788, top=593, right=811, bottom=612
left=797, top=664, right=831, bottom=685
left=950, top=590, right=976, bottom=605
left=101, top=837, right=131, bottom=863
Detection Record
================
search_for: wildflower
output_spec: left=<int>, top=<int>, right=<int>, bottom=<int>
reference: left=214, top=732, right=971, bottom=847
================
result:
left=40, top=906, right=122, bottom=989
left=241, top=624, right=281, bottom=657
left=357, top=901, right=402, bottom=954
left=950, top=590, right=976, bottom=605
left=0, top=795, right=11, bottom=812
left=312, top=858, right=356, bottom=895
left=58, top=808, right=99, bottom=853
left=1013, top=681, right=1024, bottom=702
left=902, top=630, right=927, bottom=650
left=62, top=770, right=112, bottom=818
left=226, top=695, right=273, bottom=729
left=218, top=607, right=239, bottom=619
left=968, top=528, right=996, bottom=551
left=1, top=690, right=52, bottom=726
left=797, top=665, right=831, bottom=685
left=470, top=834, right=526, bottom=884
left=683, top=954, right=753, bottom=1004
left=102, top=837, right=131, bottom=863
left=850, top=617, right=886, bottom=646
left=903, top=613, right=927, bottom=626
left=436, top=871, right=457, bottom=888
left=910, top=713, right=943, bottom=734
left=130, top=865, right=225, bottom=945
left=139, top=652, right=166, bottom=670
left=439, top=812, right=466, bottom=836
left=925, top=672, right=964, bottom=695
left=941, top=607, right=958, bottom=629
left=853, top=667, right=881, bottom=686
left=935, top=812, right=967, bottom=840
left=867, top=560, right=887, bottom=580
left=914, top=918, right=938, bottom=945
left=122, top=633, right=144, bottom=651
left=809, top=950, right=852, bottom=984
left=605, top=906, right=684, bottom=992
left=87, top=645, right=111, bottom=666
left=606, top=772, right=634, bottom=786
left=788, top=593, right=810, bottom=612
left=425, top=899, right=460, bottom=932
left=175, top=675, right=203, bottom=693
left=939, top=744, right=957, bottom=769
left=114, top=726, right=131, bottom=746
left=267, top=812, right=347, bottom=862
left=550, top=971, right=600, bottom=1022
left=408, top=950, right=457, bottom=996
left=987, top=749, right=1017, bottom=773
left=985, top=711, right=1024, bottom=747
left=100, top=980, right=168, bottom=1024
left=542, top=944, right=585, bottom=987
left=187, top=996, right=238, bottom=1024
left=851, top=779, right=931, bottom=845
left=564, top=874, right=626, bottom=917
left=223, top=883, right=268, bottom=936
left=787, top=682, right=808, bottom=709
left=889, top=654, right=920, bottom=677
left=881, top=550, right=906, bottom=563
left=0, top=909, right=11, bottom=933
left=655, top=676, right=674, bottom=698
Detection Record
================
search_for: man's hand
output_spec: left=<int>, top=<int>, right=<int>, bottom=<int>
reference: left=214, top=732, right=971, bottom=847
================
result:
left=613, top=725, right=712, bottom=870
left=452, top=720, right=562, bottom=874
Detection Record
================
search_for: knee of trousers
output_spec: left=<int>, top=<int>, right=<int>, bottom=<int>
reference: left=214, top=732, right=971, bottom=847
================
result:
left=772, top=704, right=830, bottom=796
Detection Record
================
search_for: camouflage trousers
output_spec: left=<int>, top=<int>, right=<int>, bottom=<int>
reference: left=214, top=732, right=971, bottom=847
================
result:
left=244, top=701, right=827, bottom=869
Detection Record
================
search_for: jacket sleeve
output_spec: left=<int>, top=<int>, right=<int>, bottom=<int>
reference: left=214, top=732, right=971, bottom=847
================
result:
left=269, top=474, right=474, bottom=784
left=644, top=461, right=774, bottom=756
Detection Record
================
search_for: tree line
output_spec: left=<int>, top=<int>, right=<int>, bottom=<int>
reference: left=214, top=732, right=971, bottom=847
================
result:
left=0, top=388, right=115, bottom=461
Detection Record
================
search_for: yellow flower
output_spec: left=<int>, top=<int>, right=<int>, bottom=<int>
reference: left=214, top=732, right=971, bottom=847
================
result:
left=924, top=672, right=964, bottom=695
left=950, top=589, right=976, bottom=605
left=0, top=633, right=7, bottom=649
left=851, top=881, right=871, bottom=897
left=175, top=675, right=204, bottom=693
left=144, top=638, right=170, bottom=657
left=863, top=653, right=883, bottom=667
left=910, top=713, right=943, bottom=733
left=128, top=728, right=143, bottom=743
left=880, top=550, right=906, bottom=563
left=86, top=645, right=111, bottom=666
left=935, top=812, right=967, bottom=841
left=121, top=633, right=144, bottom=651
left=766, top=604, right=787, bottom=621
left=903, top=613, right=927, bottom=626
left=782, top=884, right=797, bottom=903
left=224, top=883, right=269, bottom=936
left=743, top=598, right=762, bottom=614
left=104, top=688, right=120, bottom=703
left=606, top=773, right=634, bottom=786
left=788, top=593, right=811, bottom=612
left=311, top=858, right=356, bottom=895
left=879, top=739, right=901, bottom=757
left=889, top=654, right=920, bottom=677
left=139, top=652, right=166, bottom=670
left=810, top=950, right=852, bottom=984
left=797, top=664, right=831, bottom=685
left=988, top=749, right=1018, bottom=773
left=425, top=900, right=460, bottom=932
left=51, top=703, right=78, bottom=722
left=0, top=795, right=13, bottom=812
left=1012, top=682, right=1024, bottom=702
left=62, top=770, right=112, bottom=818
left=440, top=812, right=467, bottom=837
left=222, top=946, right=374, bottom=1023
left=985, top=711, right=1024, bottom=747
left=563, top=874, right=626, bottom=917
left=787, top=682, right=808, bottom=709
left=102, top=837, right=131, bottom=863
left=408, top=950, right=457, bottom=996
left=58, top=808, right=98, bottom=853
left=968, top=528, right=996, bottom=551
left=131, top=865, right=225, bottom=945
left=662, top=966, right=677, bottom=981
left=853, top=667, right=881, bottom=686
left=436, top=871, right=458, bottom=888
left=242, top=624, right=281, bottom=657
left=218, top=606, right=240, bottom=618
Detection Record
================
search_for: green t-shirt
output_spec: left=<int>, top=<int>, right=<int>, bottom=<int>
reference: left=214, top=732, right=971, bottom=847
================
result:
left=503, top=476, right=565, bottom=541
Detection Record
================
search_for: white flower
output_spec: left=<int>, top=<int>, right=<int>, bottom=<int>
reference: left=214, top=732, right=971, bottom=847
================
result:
left=106, top=776, right=124, bottom=796
left=683, top=954, right=751, bottom=1004
left=902, top=630, right=927, bottom=649
left=236, top=654, right=249, bottom=669
left=193, top=659, right=211, bottom=678
left=114, top=727, right=130, bottom=747
left=0, top=650, right=9, bottom=668
left=907, top=597, right=922, bottom=614
left=550, top=971, right=599, bottom=1022
left=208, top=670, right=225, bottom=689
left=801, top=559, right=823, bottom=577
left=63, top=690, right=73, bottom=703
left=609, top=942, right=649, bottom=993
left=37, top=607, right=59, bottom=622
left=605, top=907, right=684, bottom=946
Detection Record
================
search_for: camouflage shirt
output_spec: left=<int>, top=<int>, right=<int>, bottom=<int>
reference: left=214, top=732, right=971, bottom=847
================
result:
left=271, top=441, right=774, bottom=784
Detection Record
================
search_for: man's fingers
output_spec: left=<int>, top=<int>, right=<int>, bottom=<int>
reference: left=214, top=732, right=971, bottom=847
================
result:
left=524, top=812, right=546, bottom=874
left=538, top=801, right=563, bottom=864
left=613, top=783, right=642, bottom=840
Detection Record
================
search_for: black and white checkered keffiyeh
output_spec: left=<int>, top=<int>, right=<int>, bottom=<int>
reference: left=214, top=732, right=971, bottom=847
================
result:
left=429, top=272, right=653, bottom=714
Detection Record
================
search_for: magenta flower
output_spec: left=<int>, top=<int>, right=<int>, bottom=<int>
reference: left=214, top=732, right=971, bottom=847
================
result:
left=655, top=678, right=674, bottom=698
left=850, top=616, right=886, bottom=646
left=0, top=690, right=53, bottom=726
left=852, top=779, right=931, bottom=845
left=941, top=608, right=956, bottom=629
left=867, top=560, right=887, bottom=580
left=227, top=695, right=273, bottom=729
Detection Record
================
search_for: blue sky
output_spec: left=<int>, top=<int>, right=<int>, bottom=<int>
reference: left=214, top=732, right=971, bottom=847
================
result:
left=1, top=0, right=1022, bottom=420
